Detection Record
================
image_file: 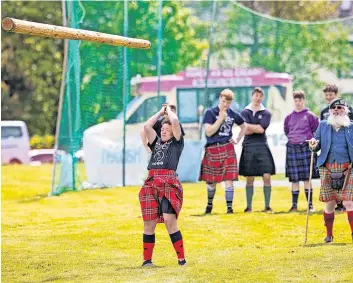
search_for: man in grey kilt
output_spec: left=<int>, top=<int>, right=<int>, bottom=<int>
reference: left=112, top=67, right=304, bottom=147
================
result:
left=284, top=90, right=319, bottom=212
left=239, top=87, right=276, bottom=212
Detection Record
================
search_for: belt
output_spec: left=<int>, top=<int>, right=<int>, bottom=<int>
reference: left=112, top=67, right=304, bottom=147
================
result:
left=206, top=141, right=229, bottom=148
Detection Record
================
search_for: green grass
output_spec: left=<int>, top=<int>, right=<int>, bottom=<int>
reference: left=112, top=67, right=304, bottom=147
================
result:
left=2, top=165, right=353, bottom=283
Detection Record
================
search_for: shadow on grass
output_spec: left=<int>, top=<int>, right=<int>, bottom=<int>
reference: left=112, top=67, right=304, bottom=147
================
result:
left=271, top=210, right=324, bottom=215
left=41, top=275, right=79, bottom=282
left=303, top=243, right=350, bottom=247
left=115, top=265, right=166, bottom=271
left=18, top=194, right=49, bottom=203
left=189, top=213, right=227, bottom=217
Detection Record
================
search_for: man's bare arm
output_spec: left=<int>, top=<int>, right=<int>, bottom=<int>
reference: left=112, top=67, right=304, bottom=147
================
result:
left=166, top=105, right=182, bottom=141
left=204, top=110, right=227, bottom=137
left=234, top=123, right=247, bottom=143
left=144, top=108, right=164, bottom=144
left=245, top=124, right=264, bottom=135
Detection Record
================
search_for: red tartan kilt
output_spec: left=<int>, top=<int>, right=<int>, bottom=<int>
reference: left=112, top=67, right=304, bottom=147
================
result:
left=319, top=162, right=353, bottom=202
left=199, top=142, right=238, bottom=183
left=139, top=169, right=183, bottom=223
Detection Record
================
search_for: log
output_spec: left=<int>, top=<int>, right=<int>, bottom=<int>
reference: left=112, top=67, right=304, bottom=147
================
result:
left=2, top=17, right=151, bottom=50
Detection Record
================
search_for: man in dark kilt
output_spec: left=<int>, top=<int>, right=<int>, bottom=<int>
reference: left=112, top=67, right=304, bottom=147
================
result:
left=309, top=98, right=353, bottom=243
left=139, top=104, right=186, bottom=266
left=239, top=87, right=275, bottom=212
left=284, top=90, right=319, bottom=212
left=199, top=89, right=247, bottom=214
left=320, top=84, right=353, bottom=212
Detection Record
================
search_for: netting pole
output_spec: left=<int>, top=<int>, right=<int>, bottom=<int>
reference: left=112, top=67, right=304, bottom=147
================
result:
left=204, top=0, right=217, bottom=97
left=122, top=0, right=129, bottom=186
left=157, top=0, right=163, bottom=104
left=66, top=1, right=76, bottom=191
left=50, top=0, right=68, bottom=195
left=199, top=0, right=217, bottom=139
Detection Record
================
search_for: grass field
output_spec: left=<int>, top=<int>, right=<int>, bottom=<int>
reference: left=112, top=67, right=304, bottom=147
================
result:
left=2, top=165, right=353, bottom=283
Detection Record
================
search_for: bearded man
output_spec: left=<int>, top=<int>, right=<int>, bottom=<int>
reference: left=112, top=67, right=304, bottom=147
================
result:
left=308, top=98, right=353, bottom=243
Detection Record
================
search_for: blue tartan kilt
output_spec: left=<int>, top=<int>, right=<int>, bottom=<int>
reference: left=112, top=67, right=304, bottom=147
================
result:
left=285, top=143, right=320, bottom=182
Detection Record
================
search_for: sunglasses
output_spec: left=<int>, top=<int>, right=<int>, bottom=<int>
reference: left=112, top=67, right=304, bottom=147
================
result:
left=331, top=105, right=344, bottom=110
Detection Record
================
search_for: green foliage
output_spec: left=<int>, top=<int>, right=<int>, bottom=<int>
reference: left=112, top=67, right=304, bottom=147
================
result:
left=58, top=1, right=208, bottom=151
left=1, top=1, right=63, bottom=136
left=222, top=3, right=353, bottom=114
left=239, top=1, right=341, bottom=22
left=30, top=134, right=55, bottom=149
left=1, top=1, right=206, bottom=137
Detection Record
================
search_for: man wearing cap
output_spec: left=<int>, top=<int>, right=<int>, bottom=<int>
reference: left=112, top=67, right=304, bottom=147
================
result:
left=308, top=98, right=353, bottom=243
left=320, top=84, right=353, bottom=211
left=320, top=84, right=353, bottom=121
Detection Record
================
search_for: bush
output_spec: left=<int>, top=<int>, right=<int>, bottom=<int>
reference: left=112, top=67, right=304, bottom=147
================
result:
left=30, top=135, right=55, bottom=149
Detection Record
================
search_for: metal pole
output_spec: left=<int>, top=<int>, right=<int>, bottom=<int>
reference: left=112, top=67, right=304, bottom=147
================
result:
left=204, top=0, right=217, bottom=100
left=157, top=0, right=163, bottom=104
left=199, top=0, right=217, bottom=140
left=50, top=0, right=69, bottom=195
left=122, top=0, right=129, bottom=186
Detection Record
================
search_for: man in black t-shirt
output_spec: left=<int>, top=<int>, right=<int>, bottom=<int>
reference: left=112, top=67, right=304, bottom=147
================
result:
left=320, top=84, right=353, bottom=121
left=138, top=104, right=186, bottom=267
left=199, top=89, right=247, bottom=214
left=140, top=104, right=185, bottom=153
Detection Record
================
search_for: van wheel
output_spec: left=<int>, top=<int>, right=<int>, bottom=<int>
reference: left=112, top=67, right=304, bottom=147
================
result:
left=9, top=159, right=22, bottom=164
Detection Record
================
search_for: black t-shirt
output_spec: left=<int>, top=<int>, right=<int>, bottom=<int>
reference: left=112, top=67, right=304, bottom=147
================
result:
left=147, top=136, right=184, bottom=171
left=320, top=105, right=353, bottom=121
left=203, top=106, right=244, bottom=145
left=241, top=106, right=272, bottom=145
left=153, top=118, right=185, bottom=137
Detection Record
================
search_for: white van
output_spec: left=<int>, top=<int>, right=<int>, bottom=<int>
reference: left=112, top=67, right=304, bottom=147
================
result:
left=82, top=68, right=293, bottom=187
left=1, top=120, right=30, bottom=164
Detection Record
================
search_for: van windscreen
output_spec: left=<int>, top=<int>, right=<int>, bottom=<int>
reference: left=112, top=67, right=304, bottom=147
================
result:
left=1, top=126, right=23, bottom=139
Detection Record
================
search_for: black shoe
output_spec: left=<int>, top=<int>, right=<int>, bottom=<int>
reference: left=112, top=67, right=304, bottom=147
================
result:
left=288, top=206, right=298, bottom=212
left=205, top=205, right=213, bottom=214
left=324, top=236, right=333, bottom=243
left=264, top=206, right=273, bottom=212
left=335, top=203, right=346, bottom=212
left=142, top=260, right=153, bottom=267
left=178, top=259, right=187, bottom=266
left=244, top=207, right=252, bottom=213
left=227, top=208, right=234, bottom=214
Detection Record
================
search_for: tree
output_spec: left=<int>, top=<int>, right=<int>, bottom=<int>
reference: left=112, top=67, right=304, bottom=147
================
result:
left=1, top=1, right=63, bottom=135
left=61, top=1, right=208, bottom=133
left=1, top=1, right=207, bottom=136
left=222, top=2, right=353, bottom=113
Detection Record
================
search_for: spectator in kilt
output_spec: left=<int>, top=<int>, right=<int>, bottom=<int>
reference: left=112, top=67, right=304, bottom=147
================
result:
left=284, top=90, right=319, bottom=212
left=139, top=104, right=186, bottom=266
left=309, top=98, right=353, bottom=243
left=199, top=89, right=247, bottom=214
left=140, top=104, right=185, bottom=153
left=320, top=84, right=353, bottom=213
left=239, top=87, right=276, bottom=213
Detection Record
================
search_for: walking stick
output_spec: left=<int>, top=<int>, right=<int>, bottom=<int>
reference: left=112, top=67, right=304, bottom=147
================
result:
left=304, top=149, right=315, bottom=245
